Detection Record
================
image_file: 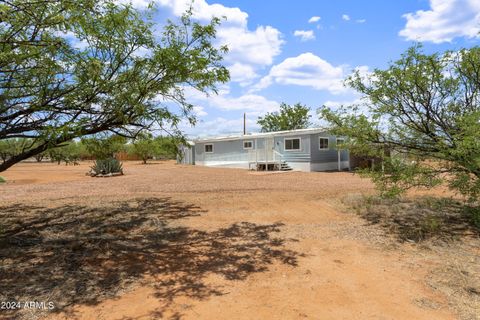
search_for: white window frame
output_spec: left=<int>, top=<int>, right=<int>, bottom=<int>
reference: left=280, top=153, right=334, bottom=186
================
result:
left=284, top=137, right=301, bottom=151
left=319, top=137, right=329, bottom=150
left=204, top=143, right=214, bottom=153
left=336, top=138, right=345, bottom=149
left=243, top=140, right=254, bottom=150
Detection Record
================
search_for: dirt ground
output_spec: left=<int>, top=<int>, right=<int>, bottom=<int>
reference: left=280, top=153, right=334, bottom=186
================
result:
left=0, top=161, right=477, bottom=319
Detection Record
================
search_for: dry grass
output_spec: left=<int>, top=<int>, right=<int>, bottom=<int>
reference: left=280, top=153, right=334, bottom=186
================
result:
left=341, top=194, right=480, bottom=320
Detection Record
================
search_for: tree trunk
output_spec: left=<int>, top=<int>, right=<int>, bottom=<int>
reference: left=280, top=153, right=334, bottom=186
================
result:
left=0, top=144, right=49, bottom=172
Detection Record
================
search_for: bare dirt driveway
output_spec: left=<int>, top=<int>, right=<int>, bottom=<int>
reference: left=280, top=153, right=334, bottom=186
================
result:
left=0, top=161, right=466, bottom=319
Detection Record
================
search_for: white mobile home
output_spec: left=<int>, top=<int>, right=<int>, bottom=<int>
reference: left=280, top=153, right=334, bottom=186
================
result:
left=179, top=128, right=349, bottom=172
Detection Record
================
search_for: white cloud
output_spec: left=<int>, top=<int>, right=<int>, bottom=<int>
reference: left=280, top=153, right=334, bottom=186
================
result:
left=143, top=0, right=284, bottom=76
left=227, top=63, right=259, bottom=86
left=399, top=0, right=480, bottom=43
left=253, top=53, right=348, bottom=94
left=218, top=25, right=284, bottom=66
left=356, top=19, right=366, bottom=24
left=184, top=86, right=279, bottom=113
left=342, top=14, right=350, bottom=21
left=192, top=106, right=208, bottom=117
left=293, top=30, right=316, bottom=41
left=308, top=16, right=321, bottom=23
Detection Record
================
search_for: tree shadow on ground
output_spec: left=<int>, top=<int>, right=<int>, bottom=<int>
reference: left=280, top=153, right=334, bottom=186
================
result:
left=344, top=195, right=480, bottom=243
left=0, top=198, right=301, bottom=319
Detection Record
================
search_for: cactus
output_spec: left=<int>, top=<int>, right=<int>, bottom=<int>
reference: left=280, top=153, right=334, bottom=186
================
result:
left=90, top=158, right=123, bottom=176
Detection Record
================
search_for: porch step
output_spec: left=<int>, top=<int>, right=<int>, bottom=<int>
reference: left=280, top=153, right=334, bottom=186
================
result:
left=279, top=161, right=293, bottom=171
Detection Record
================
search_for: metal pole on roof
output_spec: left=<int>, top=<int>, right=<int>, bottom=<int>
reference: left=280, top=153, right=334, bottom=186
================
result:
left=243, top=112, right=246, bottom=135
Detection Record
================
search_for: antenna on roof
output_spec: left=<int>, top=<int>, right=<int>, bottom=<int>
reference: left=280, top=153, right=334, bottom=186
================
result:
left=243, top=112, right=246, bottom=135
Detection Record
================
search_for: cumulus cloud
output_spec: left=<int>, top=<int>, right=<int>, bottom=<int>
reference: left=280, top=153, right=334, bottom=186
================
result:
left=293, top=30, right=316, bottom=41
left=399, top=0, right=480, bottom=43
left=136, top=0, right=284, bottom=79
left=218, top=25, right=284, bottom=66
left=192, top=106, right=208, bottom=117
left=253, top=53, right=348, bottom=94
left=227, top=63, right=259, bottom=86
left=356, top=19, right=366, bottom=23
left=342, top=14, right=350, bottom=21
left=184, top=86, right=279, bottom=113
left=308, top=16, right=321, bottom=23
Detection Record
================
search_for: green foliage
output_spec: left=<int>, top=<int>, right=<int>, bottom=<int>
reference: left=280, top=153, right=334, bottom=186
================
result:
left=464, top=207, right=480, bottom=229
left=0, top=0, right=229, bottom=172
left=357, top=157, right=443, bottom=199
left=320, top=45, right=480, bottom=201
left=0, top=176, right=5, bottom=183
left=129, top=134, right=180, bottom=163
left=0, top=139, right=31, bottom=162
left=130, top=133, right=157, bottom=164
left=90, top=158, right=123, bottom=175
left=257, top=103, right=311, bottom=132
left=154, top=136, right=180, bottom=160
left=47, top=141, right=86, bottom=164
left=82, top=135, right=126, bottom=160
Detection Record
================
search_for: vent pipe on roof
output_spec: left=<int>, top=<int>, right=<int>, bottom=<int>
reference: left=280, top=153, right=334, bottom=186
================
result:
left=243, top=112, right=246, bottom=135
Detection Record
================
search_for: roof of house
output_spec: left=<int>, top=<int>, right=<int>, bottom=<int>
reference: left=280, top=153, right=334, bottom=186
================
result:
left=192, top=127, right=329, bottom=143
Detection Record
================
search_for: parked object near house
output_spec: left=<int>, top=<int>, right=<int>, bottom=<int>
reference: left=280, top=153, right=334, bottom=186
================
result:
left=179, top=128, right=349, bottom=172
left=178, top=141, right=195, bottom=165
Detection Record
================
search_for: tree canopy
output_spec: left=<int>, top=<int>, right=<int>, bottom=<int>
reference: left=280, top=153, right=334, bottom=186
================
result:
left=320, top=45, right=480, bottom=200
left=0, top=0, right=229, bottom=172
left=129, top=133, right=178, bottom=164
left=257, top=103, right=311, bottom=132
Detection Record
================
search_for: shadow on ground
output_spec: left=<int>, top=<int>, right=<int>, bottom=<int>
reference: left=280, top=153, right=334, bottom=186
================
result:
left=0, top=198, right=301, bottom=319
left=344, top=195, right=480, bottom=243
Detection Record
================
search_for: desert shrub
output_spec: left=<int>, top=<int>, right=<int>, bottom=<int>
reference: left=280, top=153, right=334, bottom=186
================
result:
left=0, top=176, right=5, bottom=183
left=464, top=207, right=480, bottom=229
left=342, top=195, right=479, bottom=242
left=90, top=158, right=123, bottom=176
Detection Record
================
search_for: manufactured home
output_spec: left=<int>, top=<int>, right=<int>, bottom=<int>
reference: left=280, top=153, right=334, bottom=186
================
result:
left=178, top=128, right=349, bottom=172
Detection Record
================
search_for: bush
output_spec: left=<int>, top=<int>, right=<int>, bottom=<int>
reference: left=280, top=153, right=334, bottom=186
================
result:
left=0, top=176, right=5, bottom=183
left=464, top=207, right=480, bottom=229
left=90, top=158, right=123, bottom=176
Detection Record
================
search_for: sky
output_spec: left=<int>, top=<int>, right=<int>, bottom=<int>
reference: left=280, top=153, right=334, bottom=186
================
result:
left=130, top=0, right=480, bottom=138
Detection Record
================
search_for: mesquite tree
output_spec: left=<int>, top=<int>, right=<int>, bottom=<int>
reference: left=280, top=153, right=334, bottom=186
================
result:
left=0, top=0, right=229, bottom=172
left=320, top=45, right=480, bottom=200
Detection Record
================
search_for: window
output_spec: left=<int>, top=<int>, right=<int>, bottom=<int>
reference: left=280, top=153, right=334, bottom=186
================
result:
left=319, top=137, right=329, bottom=150
left=204, top=144, right=213, bottom=153
left=336, top=138, right=345, bottom=149
left=243, top=141, right=253, bottom=149
left=285, top=138, right=301, bottom=151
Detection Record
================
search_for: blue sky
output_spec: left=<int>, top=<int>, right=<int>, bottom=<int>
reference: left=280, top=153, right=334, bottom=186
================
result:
left=131, top=0, right=480, bottom=138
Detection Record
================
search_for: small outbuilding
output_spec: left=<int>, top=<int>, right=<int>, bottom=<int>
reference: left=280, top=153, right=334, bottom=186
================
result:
left=179, top=128, right=349, bottom=172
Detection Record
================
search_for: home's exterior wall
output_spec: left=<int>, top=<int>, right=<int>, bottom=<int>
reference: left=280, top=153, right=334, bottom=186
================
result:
left=195, top=138, right=256, bottom=168
left=309, top=132, right=350, bottom=171
left=193, top=131, right=350, bottom=172
left=273, top=134, right=311, bottom=163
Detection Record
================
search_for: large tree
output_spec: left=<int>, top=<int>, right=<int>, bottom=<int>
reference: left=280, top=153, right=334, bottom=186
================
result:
left=0, top=0, right=229, bottom=172
left=257, top=103, right=311, bottom=132
left=320, top=45, right=480, bottom=200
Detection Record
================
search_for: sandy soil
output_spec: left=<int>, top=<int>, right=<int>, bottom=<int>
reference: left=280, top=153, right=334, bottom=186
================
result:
left=0, top=161, right=464, bottom=319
